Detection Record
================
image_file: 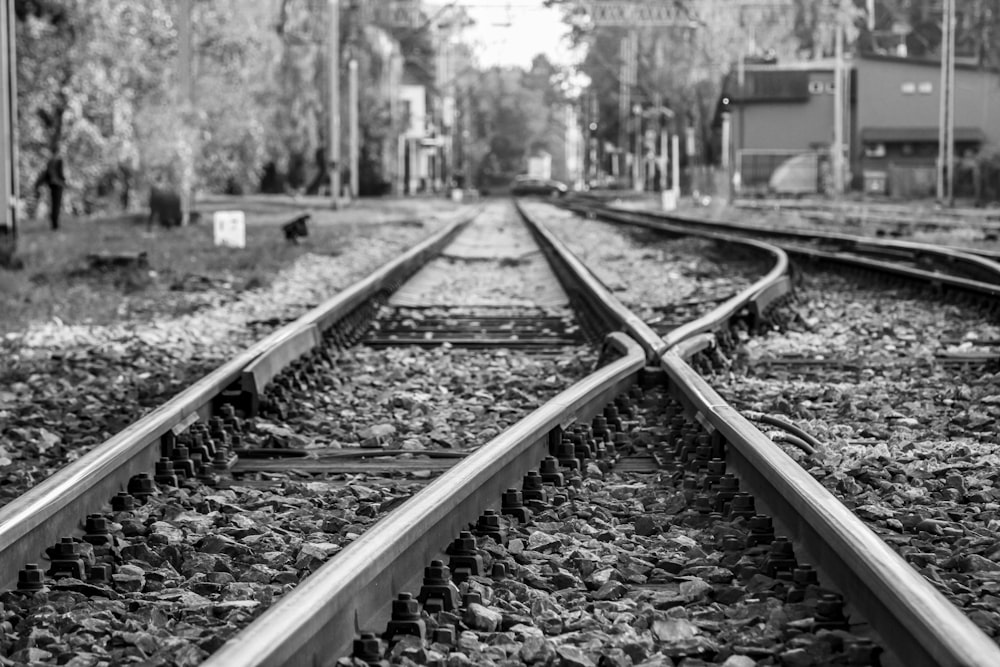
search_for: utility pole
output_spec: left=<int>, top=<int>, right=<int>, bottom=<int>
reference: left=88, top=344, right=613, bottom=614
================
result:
left=348, top=58, right=359, bottom=199
left=177, top=0, right=196, bottom=223
left=328, top=0, right=342, bottom=207
left=937, top=0, right=956, bottom=205
left=833, top=0, right=845, bottom=196
left=1, top=0, right=18, bottom=264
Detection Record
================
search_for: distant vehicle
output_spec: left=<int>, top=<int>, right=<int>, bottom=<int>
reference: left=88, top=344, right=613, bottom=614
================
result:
left=510, top=175, right=568, bottom=197
left=768, top=153, right=820, bottom=196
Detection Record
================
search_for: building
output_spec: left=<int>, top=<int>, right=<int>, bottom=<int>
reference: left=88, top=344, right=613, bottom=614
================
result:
left=720, top=58, right=850, bottom=195
left=855, top=54, right=1000, bottom=197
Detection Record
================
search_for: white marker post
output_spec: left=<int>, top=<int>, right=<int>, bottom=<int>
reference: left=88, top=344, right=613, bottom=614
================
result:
left=213, top=210, right=246, bottom=249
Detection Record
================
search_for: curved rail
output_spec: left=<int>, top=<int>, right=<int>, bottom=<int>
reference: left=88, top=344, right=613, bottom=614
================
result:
left=662, top=335, right=1000, bottom=667
left=569, top=197, right=1000, bottom=286
left=526, top=199, right=792, bottom=350
left=0, top=208, right=479, bottom=591
left=204, top=332, right=645, bottom=666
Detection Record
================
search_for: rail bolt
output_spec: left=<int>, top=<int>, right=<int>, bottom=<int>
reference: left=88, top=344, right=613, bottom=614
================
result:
left=501, top=488, right=532, bottom=523
left=88, top=563, right=113, bottom=583
left=417, top=559, right=461, bottom=613
left=462, top=591, right=483, bottom=607
left=126, top=473, right=155, bottom=502
left=432, top=624, right=456, bottom=646
left=592, top=415, right=609, bottom=441
left=154, top=459, right=179, bottom=487
left=747, top=515, right=776, bottom=547
left=555, top=442, right=580, bottom=471
left=111, top=492, right=136, bottom=512
left=539, top=457, right=565, bottom=486
left=687, top=445, right=712, bottom=473
left=762, top=536, right=798, bottom=578
left=728, top=492, right=756, bottom=520
left=844, top=638, right=880, bottom=665
left=446, top=531, right=483, bottom=582
left=383, top=593, right=426, bottom=644
left=83, top=514, right=113, bottom=546
left=17, top=564, right=46, bottom=592
left=693, top=494, right=713, bottom=515
left=522, top=471, right=548, bottom=504
left=704, top=459, right=727, bottom=488
left=47, top=537, right=86, bottom=579
left=352, top=632, right=385, bottom=666
left=171, top=445, right=195, bottom=479
left=813, top=593, right=849, bottom=631
left=473, top=509, right=507, bottom=545
left=714, top=475, right=741, bottom=513
left=787, top=564, right=819, bottom=603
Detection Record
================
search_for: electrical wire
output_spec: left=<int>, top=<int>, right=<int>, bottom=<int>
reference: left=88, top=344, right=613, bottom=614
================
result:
left=745, top=409, right=824, bottom=454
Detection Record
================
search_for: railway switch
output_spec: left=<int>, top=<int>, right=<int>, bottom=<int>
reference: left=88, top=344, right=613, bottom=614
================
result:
left=16, top=564, right=46, bottom=592
left=417, top=560, right=460, bottom=612
left=383, top=593, right=426, bottom=644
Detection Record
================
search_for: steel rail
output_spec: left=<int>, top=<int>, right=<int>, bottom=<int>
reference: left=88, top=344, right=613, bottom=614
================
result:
left=529, top=200, right=793, bottom=349
left=0, top=208, right=478, bottom=591
left=780, top=243, right=1000, bottom=297
left=202, top=332, right=646, bottom=667
left=514, top=200, right=667, bottom=360
left=662, top=335, right=1000, bottom=667
left=572, top=198, right=1000, bottom=283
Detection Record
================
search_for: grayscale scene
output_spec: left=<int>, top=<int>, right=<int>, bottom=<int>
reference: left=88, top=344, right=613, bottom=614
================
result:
left=1, top=1, right=1000, bottom=665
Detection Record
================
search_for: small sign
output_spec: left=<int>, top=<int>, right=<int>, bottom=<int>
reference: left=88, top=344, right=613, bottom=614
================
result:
left=213, top=210, right=246, bottom=248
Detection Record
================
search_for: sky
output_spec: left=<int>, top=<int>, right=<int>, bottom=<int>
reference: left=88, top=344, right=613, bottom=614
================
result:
left=443, top=1, right=579, bottom=70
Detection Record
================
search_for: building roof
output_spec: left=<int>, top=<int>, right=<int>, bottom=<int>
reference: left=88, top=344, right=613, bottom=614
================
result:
left=860, top=127, right=987, bottom=143
left=860, top=52, right=995, bottom=73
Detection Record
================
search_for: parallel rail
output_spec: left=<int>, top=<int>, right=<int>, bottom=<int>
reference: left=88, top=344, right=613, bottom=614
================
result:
left=0, top=208, right=478, bottom=591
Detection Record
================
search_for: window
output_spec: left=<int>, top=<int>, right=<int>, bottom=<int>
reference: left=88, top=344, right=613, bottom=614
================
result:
left=901, top=82, right=916, bottom=94
left=918, top=81, right=933, bottom=94
left=864, top=143, right=886, bottom=158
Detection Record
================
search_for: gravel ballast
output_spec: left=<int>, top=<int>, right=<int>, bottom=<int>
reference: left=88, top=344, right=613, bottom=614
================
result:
left=704, top=267, right=1000, bottom=642
left=0, top=210, right=463, bottom=506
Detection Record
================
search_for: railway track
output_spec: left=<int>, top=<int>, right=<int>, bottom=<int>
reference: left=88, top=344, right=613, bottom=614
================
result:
left=2, top=199, right=998, bottom=666
left=564, top=196, right=1000, bottom=301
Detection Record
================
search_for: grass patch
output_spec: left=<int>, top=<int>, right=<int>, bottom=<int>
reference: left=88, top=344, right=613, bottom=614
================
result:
left=0, top=210, right=356, bottom=334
